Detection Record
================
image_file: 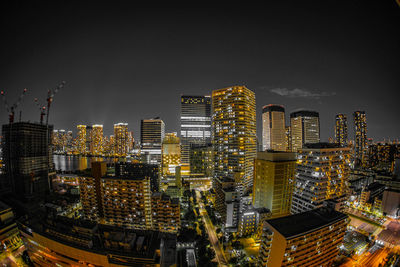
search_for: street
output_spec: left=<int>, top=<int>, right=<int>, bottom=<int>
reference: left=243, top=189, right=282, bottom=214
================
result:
left=341, top=247, right=390, bottom=267
left=196, top=191, right=228, bottom=267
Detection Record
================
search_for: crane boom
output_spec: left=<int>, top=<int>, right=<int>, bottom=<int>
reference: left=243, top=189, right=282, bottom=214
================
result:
left=46, top=81, right=66, bottom=125
left=1, top=88, right=28, bottom=123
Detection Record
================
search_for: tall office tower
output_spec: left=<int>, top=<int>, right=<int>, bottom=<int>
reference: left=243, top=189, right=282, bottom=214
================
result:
left=161, top=133, right=181, bottom=176
left=212, top=86, right=256, bottom=190
left=77, top=125, right=87, bottom=154
left=151, top=192, right=180, bottom=233
left=335, top=114, right=348, bottom=147
left=79, top=162, right=153, bottom=230
left=290, top=110, right=320, bottom=152
left=114, top=123, right=129, bottom=157
left=253, top=151, right=296, bottom=218
left=180, top=95, right=211, bottom=174
left=285, top=126, right=292, bottom=152
left=116, top=162, right=160, bottom=192
left=353, top=111, right=367, bottom=166
left=262, top=104, right=286, bottom=151
left=91, top=124, right=103, bottom=155
left=141, top=118, right=165, bottom=165
left=258, top=206, right=348, bottom=267
left=1, top=122, right=54, bottom=201
left=291, top=143, right=351, bottom=214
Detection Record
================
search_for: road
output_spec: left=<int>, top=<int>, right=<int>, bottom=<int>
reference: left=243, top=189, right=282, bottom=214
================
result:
left=196, top=191, right=228, bottom=267
left=342, top=247, right=390, bottom=267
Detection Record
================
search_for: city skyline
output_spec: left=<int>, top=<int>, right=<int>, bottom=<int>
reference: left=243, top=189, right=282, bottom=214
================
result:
left=0, top=3, right=399, bottom=141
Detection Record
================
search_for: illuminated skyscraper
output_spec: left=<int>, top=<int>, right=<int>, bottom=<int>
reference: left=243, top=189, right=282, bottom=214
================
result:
left=353, top=111, right=367, bottom=166
left=141, top=118, right=165, bottom=165
left=91, top=124, right=103, bottom=155
left=253, top=151, right=296, bottom=218
left=180, top=95, right=211, bottom=173
left=212, top=86, right=256, bottom=190
left=335, top=114, right=348, bottom=147
left=85, top=125, right=92, bottom=153
left=77, top=125, right=87, bottom=154
left=291, top=143, right=351, bottom=214
left=161, top=133, right=181, bottom=176
left=114, top=123, right=129, bottom=156
left=262, top=104, right=286, bottom=151
left=290, top=110, right=320, bottom=152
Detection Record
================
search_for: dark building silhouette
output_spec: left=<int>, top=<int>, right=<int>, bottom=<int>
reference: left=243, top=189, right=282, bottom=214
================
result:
left=1, top=122, right=54, bottom=201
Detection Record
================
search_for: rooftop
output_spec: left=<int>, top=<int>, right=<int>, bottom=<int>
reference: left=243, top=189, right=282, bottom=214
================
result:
left=267, top=207, right=348, bottom=239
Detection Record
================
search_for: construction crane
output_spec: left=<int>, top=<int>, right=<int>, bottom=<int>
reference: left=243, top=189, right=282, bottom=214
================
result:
left=0, top=88, right=28, bottom=123
left=34, top=97, right=47, bottom=124
left=45, top=81, right=66, bottom=125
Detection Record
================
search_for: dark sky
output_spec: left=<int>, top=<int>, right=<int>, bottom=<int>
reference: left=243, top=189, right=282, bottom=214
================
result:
left=1, top=2, right=399, bottom=142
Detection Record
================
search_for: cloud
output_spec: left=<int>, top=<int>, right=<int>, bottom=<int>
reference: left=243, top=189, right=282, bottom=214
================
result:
left=270, top=88, right=336, bottom=99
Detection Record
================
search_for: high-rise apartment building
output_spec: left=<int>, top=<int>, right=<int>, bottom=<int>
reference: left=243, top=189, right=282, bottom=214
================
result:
left=79, top=162, right=153, bottom=229
left=354, top=111, right=367, bottom=166
left=290, top=110, right=320, bottom=152
left=114, top=123, right=129, bottom=157
left=262, top=105, right=286, bottom=151
left=115, top=162, right=160, bottom=193
left=151, top=192, right=180, bottom=233
left=1, top=122, right=54, bottom=200
left=258, top=206, right=348, bottom=267
left=91, top=124, right=103, bottom=155
left=291, top=143, right=351, bottom=214
left=85, top=125, right=92, bottom=153
left=180, top=95, right=211, bottom=174
left=141, top=118, right=165, bottom=165
left=212, top=86, right=256, bottom=190
left=161, top=133, right=181, bottom=176
left=253, top=151, right=296, bottom=218
left=77, top=125, right=86, bottom=154
left=79, top=162, right=179, bottom=232
left=335, top=114, right=348, bottom=147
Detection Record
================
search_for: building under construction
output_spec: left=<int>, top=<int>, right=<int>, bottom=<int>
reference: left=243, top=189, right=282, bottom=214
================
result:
left=1, top=122, right=54, bottom=201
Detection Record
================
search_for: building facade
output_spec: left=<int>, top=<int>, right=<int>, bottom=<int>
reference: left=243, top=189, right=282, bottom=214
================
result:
left=290, top=110, right=320, bottom=152
left=151, top=192, right=180, bottom=233
left=258, top=207, right=348, bottom=267
left=353, top=111, right=367, bottom=166
left=2, top=122, right=54, bottom=201
left=212, top=86, right=256, bottom=191
left=161, top=133, right=181, bottom=176
left=262, top=104, right=286, bottom=152
left=335, top=114, right=348, bottom=147
left=141, top=118, right=165, bottom=165
left=253, top=151, right=296, bottom=218
left=180, top=95, right=212, bottom=174
left=114, top=123, right=129, bottom=157
left=291, top=143, right=351, bottom=214
left=91, top=124, right=103, bottom=155
left=76, top=124, right=87, bottom=154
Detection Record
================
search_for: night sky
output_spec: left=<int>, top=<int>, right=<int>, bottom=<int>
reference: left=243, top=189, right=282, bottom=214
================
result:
left=1, top=2, right=399, bottom=142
